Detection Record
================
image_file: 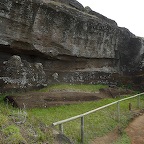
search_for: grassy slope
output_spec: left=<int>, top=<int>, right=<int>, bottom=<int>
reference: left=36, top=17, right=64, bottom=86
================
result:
left=0, top=84, right=142, bottom=143
left=39, top=84, right=108, bottom=92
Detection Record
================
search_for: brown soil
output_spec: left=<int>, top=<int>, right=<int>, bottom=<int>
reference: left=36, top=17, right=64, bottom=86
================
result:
left=91, top=129, right=119, bottom=144
left=5, top=92, right=102, bottom=109
left=5, top=87, right=133, bottom=109
left=126, top=113, right=144, bottom=144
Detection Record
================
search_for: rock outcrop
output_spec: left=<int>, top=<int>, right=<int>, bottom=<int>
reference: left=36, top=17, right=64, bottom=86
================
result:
left=0, top=0, right=144, bottom=92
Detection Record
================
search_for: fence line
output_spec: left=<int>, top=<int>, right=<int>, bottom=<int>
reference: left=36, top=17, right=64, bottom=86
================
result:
left=52, top=92, right=144, bottom=143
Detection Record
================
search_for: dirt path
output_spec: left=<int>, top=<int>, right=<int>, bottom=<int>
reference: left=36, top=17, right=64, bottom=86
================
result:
left=92, top=112, right=144, bottom=144
left=126, top=113, right=144, bottom=144
left=91, top=129, right=119, bottom=144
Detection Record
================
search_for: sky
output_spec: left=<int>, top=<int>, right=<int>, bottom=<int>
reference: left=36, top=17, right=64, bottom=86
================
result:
left=77, top=0, right=144, bottom=37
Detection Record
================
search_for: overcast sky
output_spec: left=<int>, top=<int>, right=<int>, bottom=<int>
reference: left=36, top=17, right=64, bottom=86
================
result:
left=77, top=0, right=144, bottom=37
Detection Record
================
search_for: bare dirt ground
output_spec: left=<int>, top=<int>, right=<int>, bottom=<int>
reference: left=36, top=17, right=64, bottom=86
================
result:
left=5, top=87, right=133, bottom=109
left=91, top=129, right=119, bottom=144
left=126, top=113, right=144, bottom=144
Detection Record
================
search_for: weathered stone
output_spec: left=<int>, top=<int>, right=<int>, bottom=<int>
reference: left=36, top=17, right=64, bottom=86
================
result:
left=50, top=0, right=85, bottom=11
left=0, top=0, right=143, bottom=91
left=0, top=0, right=134, bottom=59
left=0, top=55, right=46, bottom=91
left=84, top=6, right=117, bottom=26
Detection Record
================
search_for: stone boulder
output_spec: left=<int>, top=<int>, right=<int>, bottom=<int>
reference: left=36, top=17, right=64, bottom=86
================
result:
left=49, top=0, right=85, bottom=11
left=84, top=6, right=117, bottom=26
left=0, top=55, right=46, bottom=92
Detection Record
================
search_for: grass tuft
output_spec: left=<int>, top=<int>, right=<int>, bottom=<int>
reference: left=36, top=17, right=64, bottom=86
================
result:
left=0, top=114, right=8, bottom=128
left=114, top=132, right=131, bottom=144
left=2, top=125, right=27, bottom=144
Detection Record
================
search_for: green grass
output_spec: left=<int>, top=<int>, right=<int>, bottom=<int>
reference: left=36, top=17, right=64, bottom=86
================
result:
left=0, top=84, right=143, bottom=143
left=28, top=98, right=116, bottom=124
left=2, top=125, right=26, bottom=144
left=39, top=84, right=107, bottom=92
left=28, top=94, right=144, bottom=144
left=114, top=132, right=131, bottom=144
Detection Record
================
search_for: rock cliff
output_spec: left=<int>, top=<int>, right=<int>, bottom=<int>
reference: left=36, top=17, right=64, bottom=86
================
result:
left=0, top=0, right=143, bottom=92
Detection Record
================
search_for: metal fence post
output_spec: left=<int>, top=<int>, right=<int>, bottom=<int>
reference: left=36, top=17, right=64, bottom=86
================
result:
left=81, top=116, right=84, bottom=144
left=59, top=124, right=64, bottom=134
left=137, top=95, right=140, bottom=108
left=117, top=101, right=120, bottom=122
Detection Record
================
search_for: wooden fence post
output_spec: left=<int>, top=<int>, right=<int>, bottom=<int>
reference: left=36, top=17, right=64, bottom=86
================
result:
left=117, top=101, right=120, bottom=122
left=137, top=95, right=140, bottom=108
left=81, top=116, right=84, bottom=144
left=59, top=124, right=64, bottom=134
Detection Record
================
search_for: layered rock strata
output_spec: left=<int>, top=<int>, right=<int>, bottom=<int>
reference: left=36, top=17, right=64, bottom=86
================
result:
left=0, top=0, right=143, bottom=91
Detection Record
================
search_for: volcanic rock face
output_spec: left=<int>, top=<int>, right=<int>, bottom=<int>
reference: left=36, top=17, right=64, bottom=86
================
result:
left=1, top=55, right=46, bottom=90
left=0, top=0, right=143, bottom=91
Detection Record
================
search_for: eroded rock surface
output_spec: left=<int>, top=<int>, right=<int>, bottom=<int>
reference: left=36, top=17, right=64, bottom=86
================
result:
left=0, top=55, right=46, bottom=91
left=0, top=0, right=144, bottom=91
